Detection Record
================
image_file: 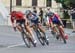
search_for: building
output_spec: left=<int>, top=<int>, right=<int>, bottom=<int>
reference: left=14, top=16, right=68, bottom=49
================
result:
left=1, top=0, right=59, bottom=12
left=0, top=0, right=62, bottom=25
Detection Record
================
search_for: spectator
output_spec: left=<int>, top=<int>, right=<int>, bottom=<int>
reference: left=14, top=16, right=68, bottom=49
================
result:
left=39, top=8, right=43, bottom=23
left=33, top=6, right=37, bottom=14
left=70, top=8, right=75, bottom=32
left=63, top=9, right=69, bottom=28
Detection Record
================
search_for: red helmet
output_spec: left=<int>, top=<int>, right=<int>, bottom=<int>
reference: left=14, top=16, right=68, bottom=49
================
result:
left=11, top=11, right=16, bottom=17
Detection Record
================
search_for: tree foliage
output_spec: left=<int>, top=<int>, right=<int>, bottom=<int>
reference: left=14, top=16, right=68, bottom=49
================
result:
left=55, top=0, right=75, bottom=8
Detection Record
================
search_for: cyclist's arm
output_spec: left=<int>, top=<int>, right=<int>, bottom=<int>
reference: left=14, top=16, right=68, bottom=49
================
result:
left=24, top=15, right=29, bottom=26
left=49, top=18, right=54, bottom=28
left=10, top=12, right=16, bottom=27
left=55, top=14, right=63, bottom=25
left=10, top=16, right=17, bottom=31
left=11, top=16, right=14, bottom=23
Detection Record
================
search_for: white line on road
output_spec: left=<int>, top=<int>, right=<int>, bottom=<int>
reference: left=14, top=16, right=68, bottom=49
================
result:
left=0, top=43, right=25, bottom=52
left=7, top=43, right=25, bottom=48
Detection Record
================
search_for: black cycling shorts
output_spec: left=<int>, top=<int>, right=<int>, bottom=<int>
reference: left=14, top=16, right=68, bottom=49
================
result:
left=31, top=18, right=40, bottom=24
left=16, top=19, right=25, bottom=25
left=53, top=21, right=62, bottom=26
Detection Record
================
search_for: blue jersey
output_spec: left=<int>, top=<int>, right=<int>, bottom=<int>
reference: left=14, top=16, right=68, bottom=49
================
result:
left=28, top=13, right=38, bottom=21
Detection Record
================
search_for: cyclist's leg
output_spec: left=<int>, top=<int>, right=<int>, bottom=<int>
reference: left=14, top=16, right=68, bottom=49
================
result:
left=38, top=23, right=49, bottom=40
left=58, top=25, right=64, bottom=33
left=57, top=21, right=64, bottom=33
left=38, top=23, right=45, bottom=33
left=25, top=24, right=37, bottom=43
left=46, top=17, right=50, bottom=30
left=50, top=22, right=56, bottom=33
left=16, top=20, right=23, bottom=32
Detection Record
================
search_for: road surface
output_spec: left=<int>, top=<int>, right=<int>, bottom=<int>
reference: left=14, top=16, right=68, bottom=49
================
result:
left=0, top=26, right=75, bottom=53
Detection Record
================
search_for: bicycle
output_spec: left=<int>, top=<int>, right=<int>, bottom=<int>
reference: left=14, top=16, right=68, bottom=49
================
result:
left=20, top=24, right=36, bottom=48
left=32, top=24, right=49, bottom=46
left=52, top=24, right=67, bottom=44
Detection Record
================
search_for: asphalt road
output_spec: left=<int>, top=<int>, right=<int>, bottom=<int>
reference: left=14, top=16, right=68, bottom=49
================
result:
left=0, top=26, right=75, bottom=53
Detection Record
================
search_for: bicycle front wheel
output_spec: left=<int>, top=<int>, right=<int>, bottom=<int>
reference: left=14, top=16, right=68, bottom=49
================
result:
left=36, top=30, right=45, bottom=46
left=21, top=32, right=31, bottom=48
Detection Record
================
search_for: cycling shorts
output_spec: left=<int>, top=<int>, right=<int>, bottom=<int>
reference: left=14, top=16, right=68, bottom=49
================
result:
left=52, top=20, right=62, bottom=25
left=31, top=18, right=40, bottom=24
left=16, top=19, right=25, bottom=26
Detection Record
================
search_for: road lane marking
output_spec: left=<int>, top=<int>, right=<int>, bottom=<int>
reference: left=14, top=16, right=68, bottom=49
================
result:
left=7, top=43, right=25, bottom=48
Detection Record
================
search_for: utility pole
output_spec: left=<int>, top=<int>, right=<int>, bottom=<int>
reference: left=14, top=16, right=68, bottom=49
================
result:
left=10, top=0, right=12, bottom=13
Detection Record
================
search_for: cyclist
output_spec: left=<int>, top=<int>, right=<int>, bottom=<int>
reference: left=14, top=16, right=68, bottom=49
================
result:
left=10, top=11, right=37, bottom=44
left=25, top=10, right=49, bottom=40
left=49, top=13, right=68, bottom=39
left=45, top=7, right=54, bottom=29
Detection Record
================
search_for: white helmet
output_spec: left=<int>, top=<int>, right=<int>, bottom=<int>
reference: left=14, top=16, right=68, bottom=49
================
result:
left=47, top=7, right=50, bottom=10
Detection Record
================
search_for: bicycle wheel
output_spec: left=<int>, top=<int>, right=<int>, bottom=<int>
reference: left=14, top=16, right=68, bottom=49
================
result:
left=36, top=30, right=45, bottom=46
left=27, top=33, right=36, bottom=47
left=21, top=32, right=31, bottom=48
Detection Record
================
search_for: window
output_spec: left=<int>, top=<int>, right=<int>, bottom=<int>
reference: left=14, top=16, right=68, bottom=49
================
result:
left=32, top=0, right=37, bottom=6
left=46, top=0, right=51, bottom=7
left=16, top=0, right=22, bottom=6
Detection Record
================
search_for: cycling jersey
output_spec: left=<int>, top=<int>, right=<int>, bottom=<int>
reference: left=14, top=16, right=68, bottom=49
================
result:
left=46, top=11, right=54, bottom=17
left=28, top=13, right=38, bottom=20
left=49, top=14, right=61, bottom=25
left=11, top=11, right=25, bottom=23
left=28, top=13, right=39, bottom=24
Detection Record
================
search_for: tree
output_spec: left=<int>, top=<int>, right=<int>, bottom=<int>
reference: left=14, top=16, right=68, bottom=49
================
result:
left=55, top=0, right=70, bottom=9
left=56, top=0, right=70, bottom=25
left=70, top=0, right=75, bottom=8
left=55, top=0, right=64, bottom=3
left=55, top=0, right=75, bottom=8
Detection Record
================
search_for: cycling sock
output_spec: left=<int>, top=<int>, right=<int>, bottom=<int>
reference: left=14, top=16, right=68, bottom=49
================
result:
left=44, top=33, right=49, bottom=40
left=32, top=34, right=37, bottom=43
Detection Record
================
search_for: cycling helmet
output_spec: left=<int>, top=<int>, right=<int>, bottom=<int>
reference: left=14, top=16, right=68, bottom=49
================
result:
left=10, top=11, right=16, bottom=17
left=47, top=12, right=54, bottom=17
left=11, top=11, right=16, bottom=14
left=47, top=7, right=50, bottom=10
left=25, top=10, right=32, bottom=15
